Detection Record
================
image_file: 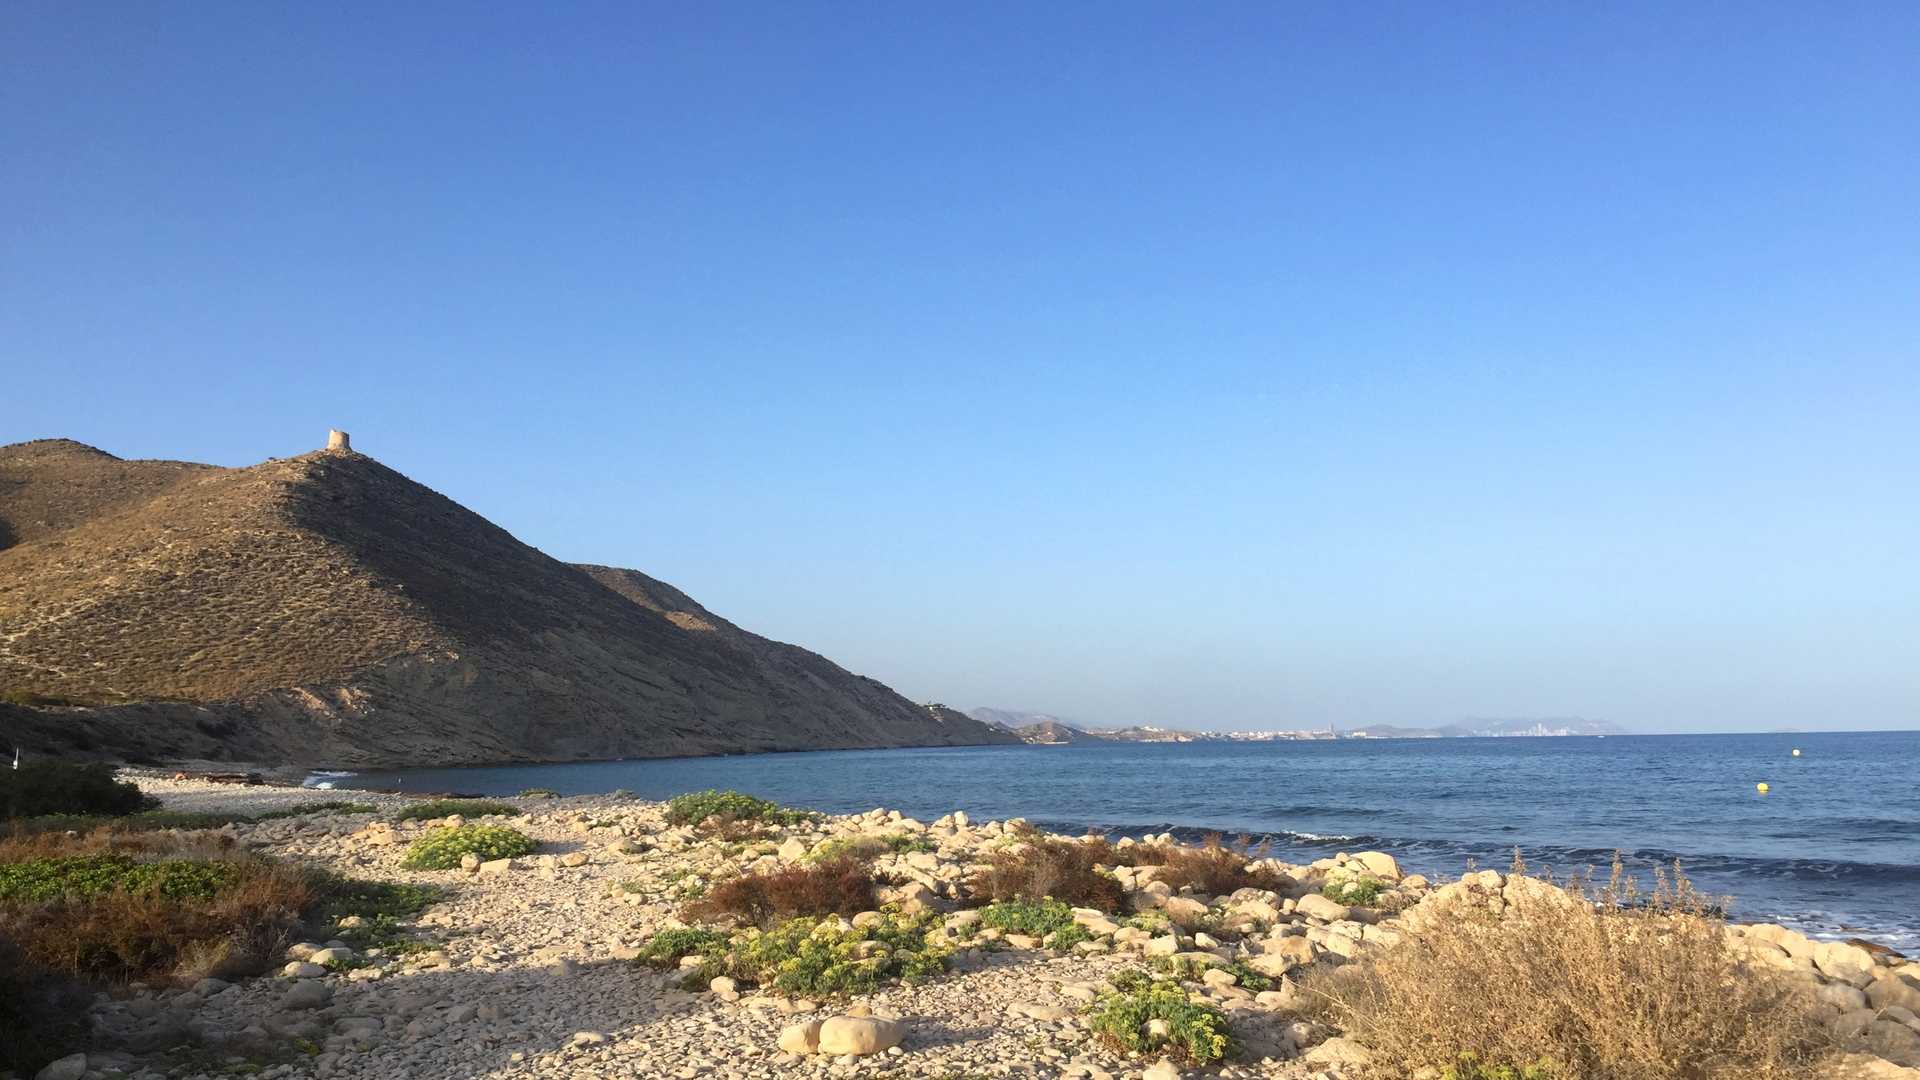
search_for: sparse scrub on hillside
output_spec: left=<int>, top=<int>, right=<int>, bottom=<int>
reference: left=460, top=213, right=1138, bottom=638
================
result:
left=1302, top=858, right=1830, bottom=1079
left=252, top=801, right=378, bottom=821
left=391, top=799, right=519, bottom=822
left=1322, top=877, right=1386, bottom=907
left=665, top=790, right=814, bottom=830
left=307, top=875, right=440, bottom=951
left=399, top=825, right=536, bottom=870
left=968, top=828, right=1125, bottom=911
left=682, top=857, right=877, bottom=929
left=0, top=761, right=156, bottom=818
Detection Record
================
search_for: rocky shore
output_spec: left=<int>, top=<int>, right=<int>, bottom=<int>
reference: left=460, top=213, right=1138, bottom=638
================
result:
left=26, top=777, right=1920, bottom=1080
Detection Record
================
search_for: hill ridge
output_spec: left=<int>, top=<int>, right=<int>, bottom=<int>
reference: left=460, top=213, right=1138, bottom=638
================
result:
left=0, top=435, right=1017, bottom=765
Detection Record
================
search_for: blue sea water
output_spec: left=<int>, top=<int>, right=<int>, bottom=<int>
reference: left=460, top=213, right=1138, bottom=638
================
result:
left=321, top=731, right=1920, bottom=950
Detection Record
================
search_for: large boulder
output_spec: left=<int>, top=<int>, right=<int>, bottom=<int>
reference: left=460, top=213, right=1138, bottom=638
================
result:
left=1295, top=893, right=1349, bottom=922
left=1351, top=851, right=1401, bottom=880
left=778, top=1019, right=822, bottom=1055
left=817, top=1015, right=906, bottom=1056
left=1816, top=941, right=1879, bottom=987
left=1867, top=1020, right=1920, bottom=1067
left=1868, top=974, right=1920, bottom=1014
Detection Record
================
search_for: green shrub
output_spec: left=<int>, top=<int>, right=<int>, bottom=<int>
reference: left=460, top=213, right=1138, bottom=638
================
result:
left=1220, top=959, right=1273, bottom=991
left=1323, top=877, right=1385, bottom=907
left=391, top=800, right=519, bottom=822
left=0, top=762, right=155, bottom=819
left=657, top=912, right=949, bottom=996
left=664, top=790, right=813, bottom=829
left=719, top=912, right=947, bottom=995
left=0, top=855, right=243, bottom=903
left=307, top=876, right=439, bottom=951
left=399, top=826, right=536, bottom=870
left=979, top=897, right=1076, bottom=937
left=252, top=802, right=377, bottom=821
left=808, top=833, right=936, bottom=862
left=1088, top=980, right=1236, bottom=1064
left=636, top=927, right=729, bottom=966
left=1444, top=1056, right=1557, bottom=1080
left=518, top=789, right=559, bottom=799
left=1047, top=921, right=1094, bottom=952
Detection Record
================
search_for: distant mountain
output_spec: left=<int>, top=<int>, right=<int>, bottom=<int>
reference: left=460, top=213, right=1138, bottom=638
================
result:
left=0, top=436, right=1020, bottom=766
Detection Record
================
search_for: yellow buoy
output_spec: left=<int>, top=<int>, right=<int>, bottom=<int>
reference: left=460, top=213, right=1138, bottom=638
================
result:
left=1792, top=748, right=1801, bottom=757
left=1756, top=782, right=1770, bottom=794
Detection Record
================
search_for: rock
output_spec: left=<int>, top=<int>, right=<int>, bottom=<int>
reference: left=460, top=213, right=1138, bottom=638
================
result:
left=1827, top=1052, right=1920, bottom=1079
left=559, top=851, right=590, bottom=867
left=34, top=1053, right=88, bottom=1080
left=779, top=1019, right=823, bottom=1054
left=1351, top=851, right=1401, bottom=880
left=281, top=961, right=327, bottom=979
left=285, top=942, right=323, bottom=961
left=1144, top=934, right=1181, bottom=957
left=460, top=852, right=482, bottom=873
left=1817, top=941, right=1879, bottom=986
left=1018, top=1003, right=1074, bottom=1021
left=1161, top=896, right=1209, bottom=927
left=710, top=976, right=739, bottom=997
left=1304, top=1036, right=1373, bottom=1069
left=816, top=1015, right=906, bottom=1056
left=1819, top=982, right=1870, bottom=1012
left=1005, top=933, right=1042, bottom=950
left=192, top=977, right=231, bottom=997
left=1143, top=1062, right=1183, bottom=1080
left=478, top=857, right=514, bottom=874
left=308, top=947, right=354, bottom=966
left=1867, top=1020, right=1920, bottom=1067
left=569, top=1030, right=611, bottom=1046
left=282, top=981, right=332, bottom=1010
left=1295, top=894, right=1350, bottom=922
left=1869, top=974, right=1920, bottom=1014
left=1834, top=1008, right=1879, bottom=1042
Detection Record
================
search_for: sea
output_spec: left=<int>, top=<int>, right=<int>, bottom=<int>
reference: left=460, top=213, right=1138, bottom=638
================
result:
left=316, top=730, right=1920, bottom=951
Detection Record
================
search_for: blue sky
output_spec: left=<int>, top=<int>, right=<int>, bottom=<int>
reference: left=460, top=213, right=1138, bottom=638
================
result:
left=5, top=4, right=1917, bottom=732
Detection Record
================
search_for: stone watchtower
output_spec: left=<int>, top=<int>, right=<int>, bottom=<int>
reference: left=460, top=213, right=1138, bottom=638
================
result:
left=326, top=429, right=352, bottom=452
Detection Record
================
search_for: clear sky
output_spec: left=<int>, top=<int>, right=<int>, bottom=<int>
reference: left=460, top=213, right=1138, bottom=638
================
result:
left=5, top=4, right=1917, bottom=733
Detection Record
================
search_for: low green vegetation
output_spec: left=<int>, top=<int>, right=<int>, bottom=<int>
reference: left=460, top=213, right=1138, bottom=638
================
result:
left=1219, top=958, right=1273, bottom=991
left=0, top=854, right=243, bottom=903
left=664, top=790, right=814, bottom=829
left=391, top=799, right=520, bottom=822
left=308, top=876, right=440, bottom=952
left=1322, top=877, right=1385, bottom=907
left=399, top=825, right=536, bottom=870
left=518, top=788, right=559, bottom=799
left=640, top=910, right=948, bottom=996
left=683, top=857, right=877, bottom=928
left=635, top=926, right=729, bottom=965
left=1088, top=976, right=1237, bottom=1065
left=1, top=762, right=155, bottom=819
left=1443, top=1056, right=1557, bottom=1080
left=978, top=897, right=1076, bottom=937
left=1150, top=952, right=1221, bottom=980
left=252, top=801, right=377, bottom=821
left=807, top=832, right=936, bottom=862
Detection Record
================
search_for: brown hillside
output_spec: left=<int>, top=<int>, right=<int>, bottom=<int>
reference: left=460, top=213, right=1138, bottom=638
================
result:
left=0, top=437, right=1017, bottom=765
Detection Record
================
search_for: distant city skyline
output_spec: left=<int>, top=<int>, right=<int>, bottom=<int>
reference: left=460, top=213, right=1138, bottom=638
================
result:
left=5, top=5, right=1916, bottom=733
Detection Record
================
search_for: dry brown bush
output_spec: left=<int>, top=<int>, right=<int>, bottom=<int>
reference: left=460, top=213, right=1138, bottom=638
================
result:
left=3, top=860, right=312, bottom=984
left=969, top=830, right=1125, bottom=911
left=683, top=857, right=878, bottom=929
left=1111, top=833, right=1291, bottom=895
left=1302, top=858, right=1830, bottom=1079
left=0, top=827, right=312, bottom=985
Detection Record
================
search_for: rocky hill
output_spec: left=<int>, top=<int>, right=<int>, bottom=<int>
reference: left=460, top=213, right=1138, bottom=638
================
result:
left=0, top=436, right=1018, bottom=766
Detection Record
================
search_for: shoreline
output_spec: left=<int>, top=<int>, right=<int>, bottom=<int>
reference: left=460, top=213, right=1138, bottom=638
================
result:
left=67, top=774, right=1915, bottom=1080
